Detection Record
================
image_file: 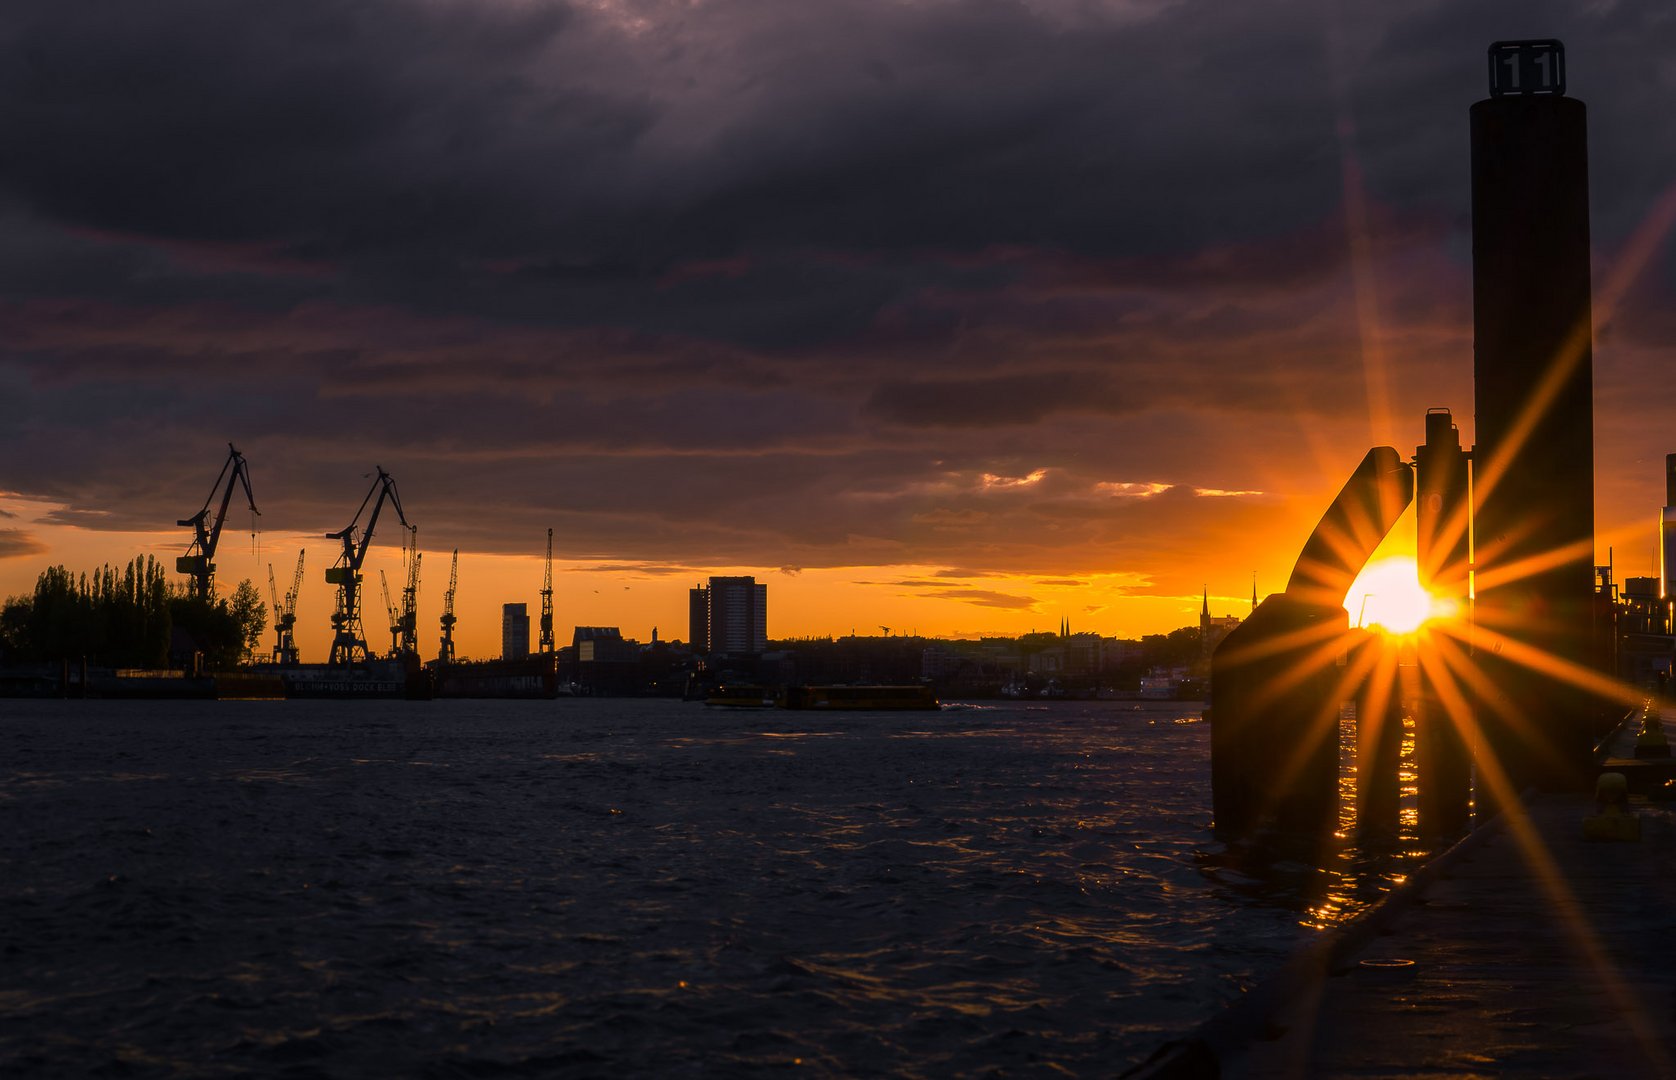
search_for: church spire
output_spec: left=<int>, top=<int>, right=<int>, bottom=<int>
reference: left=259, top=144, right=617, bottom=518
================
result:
left=1251, top=571, right=1258, bottom=612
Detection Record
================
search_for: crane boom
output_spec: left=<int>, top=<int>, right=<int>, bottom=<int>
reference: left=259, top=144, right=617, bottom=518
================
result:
left=324, top=468, right=411, bottom=665
left=177, top=443, right=259, bottom=601
left=287, top=549, right=305, bottom=614
left=379, top=570, right=400, bottom=658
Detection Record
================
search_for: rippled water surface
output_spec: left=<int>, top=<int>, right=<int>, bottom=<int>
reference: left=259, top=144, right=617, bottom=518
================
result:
left=1, top=699, right=1349, bottom=1076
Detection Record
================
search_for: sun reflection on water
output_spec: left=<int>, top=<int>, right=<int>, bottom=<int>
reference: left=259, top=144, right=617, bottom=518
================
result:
left=1298, top=699, right=1436, bottom=931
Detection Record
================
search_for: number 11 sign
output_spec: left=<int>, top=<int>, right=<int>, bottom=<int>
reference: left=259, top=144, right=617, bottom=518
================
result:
left=1488, top=39, right=1566, bottom=97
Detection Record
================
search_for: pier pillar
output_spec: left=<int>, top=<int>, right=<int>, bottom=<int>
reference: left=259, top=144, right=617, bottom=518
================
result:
left=1471, top=40, right=1598, bottom=797
left=1211, top=447, right=1412, bottom=839
left=1660, top=453, right=1676, bottom=638
left=1211, top=594, right=1348, bottom=838
left=1415, top=408, right=1474, bottom=836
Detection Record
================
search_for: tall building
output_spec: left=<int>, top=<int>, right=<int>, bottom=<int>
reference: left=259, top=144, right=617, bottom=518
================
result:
left=689, top=576, right=767, bottom=655
left=501, top=603, right=530, bottom=661
left=688, top=586, right=710, bottom=653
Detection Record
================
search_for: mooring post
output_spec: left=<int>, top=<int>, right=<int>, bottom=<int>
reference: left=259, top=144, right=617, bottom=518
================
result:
left=1415, top=408, right=1474, bottom=836
left=1660, top=453, right=1676, bottom=640
left=1471, top=40, right=1599, bottom=800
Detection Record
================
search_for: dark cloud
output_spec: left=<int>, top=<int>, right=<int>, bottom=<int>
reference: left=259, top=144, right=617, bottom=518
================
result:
left=0, top=529, right=47, bottom=559
left=576, top=563, right=705, bottom=577
left=919, top=588, right=1038, bottom=611
left=863, top=371, right=1133, bottom=427
left=0, top=0, right=1672, bottom=595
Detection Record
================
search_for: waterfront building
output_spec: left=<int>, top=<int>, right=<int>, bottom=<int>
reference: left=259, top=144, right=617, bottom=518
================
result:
left=501, top=603, right=530, bottom=661
left=689, top=576, right=767, bottom=655
left=1200, top=587, right=1241, bottom=658
left=1102, top=638, right=1145, bottom=668
left=573, top=626, right=636, bottom=663
left=688, top=586, right=709, bottom=653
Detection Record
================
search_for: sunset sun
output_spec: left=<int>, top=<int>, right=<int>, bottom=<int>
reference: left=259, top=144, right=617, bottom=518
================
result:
left=1344, top=555, right=1451, bottom=635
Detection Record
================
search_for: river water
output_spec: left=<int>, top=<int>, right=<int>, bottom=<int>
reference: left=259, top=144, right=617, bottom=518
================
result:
left=0, top=698, right=1406, bottom=1077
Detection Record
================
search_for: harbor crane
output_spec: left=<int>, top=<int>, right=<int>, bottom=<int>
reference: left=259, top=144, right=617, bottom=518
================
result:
left=379, top=570, right=401, bottom=658
left=540, top=528, right=555, bottom=654
left=399, top=526, right=421, bottom=657
left=177, top=443, right=259, bottom=601
left=268, top=548, right=304, bottom=665
left=324, top=467, right=410, bottom=665
left=439, top=549, right=459, bottom=664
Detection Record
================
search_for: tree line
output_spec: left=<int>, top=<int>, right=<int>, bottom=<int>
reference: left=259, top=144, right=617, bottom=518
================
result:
left=0, top=556, right=267, bottom=671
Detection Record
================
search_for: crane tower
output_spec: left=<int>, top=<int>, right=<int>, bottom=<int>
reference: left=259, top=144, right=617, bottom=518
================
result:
left=439, top=549, right=459, bottom=664
left=379, top=570, right=401, bottom=658
left=324, top=467, right=410, bottom=665
left=178, top=444, right=259, bottom=601
left=269, top=549, right=304, bottom=665
left=398, top=526, right=421, bottom=657
left=540, top=528, right=555, bottom=654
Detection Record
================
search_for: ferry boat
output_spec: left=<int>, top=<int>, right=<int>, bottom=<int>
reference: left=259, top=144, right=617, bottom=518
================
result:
left=266, top=659, right=415, bottom=700
left=431, top=654, right=569, bottom=699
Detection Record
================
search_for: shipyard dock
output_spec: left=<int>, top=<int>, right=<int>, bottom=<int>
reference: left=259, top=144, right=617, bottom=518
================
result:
left=1141, top=717, right=1676, bottom=1078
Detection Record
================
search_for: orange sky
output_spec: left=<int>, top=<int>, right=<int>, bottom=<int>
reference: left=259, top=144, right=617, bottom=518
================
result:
left=2, top=467, right=1668, bottom=663
left=3, top=5, right=1674, bottom=659
left=0, top=509, right=1267, bottom=660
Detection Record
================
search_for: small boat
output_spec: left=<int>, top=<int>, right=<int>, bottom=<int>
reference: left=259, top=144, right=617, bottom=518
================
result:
left=705, top=684, right=778, bottom=708
left=781, top=684, right=939, bottom=711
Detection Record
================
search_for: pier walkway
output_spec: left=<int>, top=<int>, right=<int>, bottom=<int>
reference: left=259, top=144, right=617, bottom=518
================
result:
left=1143, top=720, right=1676, bottom=1079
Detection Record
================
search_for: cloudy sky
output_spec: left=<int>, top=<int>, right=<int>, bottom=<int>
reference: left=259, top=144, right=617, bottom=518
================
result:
left=3, top=0, right=1674, bottom=658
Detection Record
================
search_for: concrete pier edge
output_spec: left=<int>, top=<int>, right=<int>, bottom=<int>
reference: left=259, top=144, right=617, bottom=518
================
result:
left=1128, top=705, right=1647, bottom=1079
left=1123, top=804, right=1522, bottom=1079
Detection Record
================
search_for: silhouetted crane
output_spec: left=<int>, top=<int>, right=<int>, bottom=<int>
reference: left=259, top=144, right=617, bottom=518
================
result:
left=379, top=570, right=401, bottom=658
left=324, top=467, right=410, bottom=665
left=269, top=549, right=304, bottom=665
left=268, top=565, right=280, bottom=639
left=399, top=526, right=421, bottom=658
left=540, top=528, right=555, bottom=654
left=177, top=444, right=259, bottom=601
left=439, top=549, right=459, bottom=664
